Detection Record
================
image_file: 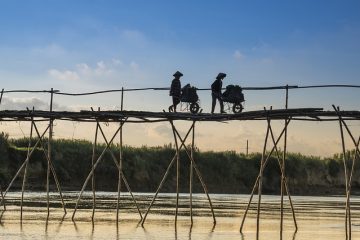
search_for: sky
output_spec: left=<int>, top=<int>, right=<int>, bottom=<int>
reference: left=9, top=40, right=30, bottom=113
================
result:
left=0, top=0, right=359, bottom=156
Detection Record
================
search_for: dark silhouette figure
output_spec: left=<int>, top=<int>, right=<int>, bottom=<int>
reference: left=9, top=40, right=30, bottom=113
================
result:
left=169, top=71, right=183, bottom=112
left=211, top=72, right=226, bottom=113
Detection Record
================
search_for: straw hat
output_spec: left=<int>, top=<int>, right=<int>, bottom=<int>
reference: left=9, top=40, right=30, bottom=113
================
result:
left=173, top=71, right=183, bottom=77
left=216, top=72, right=227, bottom=79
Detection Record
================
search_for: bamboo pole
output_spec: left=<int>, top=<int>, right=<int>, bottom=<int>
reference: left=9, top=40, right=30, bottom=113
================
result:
left=332, top=105, right=360, bottom=239
left=141, top=155, right=177, bottom=226
left=334, top=110, right=360, bottom=240
left=72, top=123, right=124, bottom=220
left=20, top=117, right=34, bottom=220
left=281, top=85, right=289, bottom=235
left=94, top=119, right=142, bottom=219
left=0, top=125, right=50, bottom=207
left=190, top=121, right=195, bottom=224
left=117, top=88, right=124, bottom=221
left=32, top=123, right=67, bottom=214
left=169, top=121, right=180, bottom=225
left=256, top=115, right=271, bottom=239
left=46, top=88, right=54, bottom=217
left=269, top=124, right=297, bottom=231
left=172, top=126, right=216, bottom=224
left=240, top=176, right=259, bottom=232
left=0, top=88, right=4, bottom=105
left=338, top=109, right=350, bottom=239
left=246, top=140, right=249, bottom=156
left=346, top=137, right=360, bottom=240
left=120, top=169, right=143, bottom=219
left=91, top=122, right=99, bottom=220
left=0, top=185, right=5, bottom=211
left=141, top=123, right=195, bottom=226
left=240, top=118, right=291, bottom=232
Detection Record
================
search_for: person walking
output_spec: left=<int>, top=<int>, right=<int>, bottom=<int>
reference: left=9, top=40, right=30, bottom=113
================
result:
left=211, top=72, right=226, bottom=113
left=169, top=71, right=183, bottom=112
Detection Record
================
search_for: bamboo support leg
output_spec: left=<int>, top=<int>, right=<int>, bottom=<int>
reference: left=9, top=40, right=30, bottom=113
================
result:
left=0, top=125, right=50, bottom=207
left=240, top=176, right=260, bottom=232
left=141, top=155, right=177, bottom=226
left=0, top=186, right=5, bottom=210
left=120, top=170, right=143, bottom=219
left=346, top=138, right=360, bottom=240
left=46, top=120, right=53, bottom=217
left=257, top=120, right=270, bottom=239
left=240, top=118, right=291, bottom=232
left=32, top=123, right=67, bottom=214
left=95, top=120, right=142, bottom=220
left=47, top=89, right=54, bottom=217
left=281, top=86, right=289, bottom=236
left=141, top=123, right=195, bottom=226
left=91, top=124, right=99, bottom=220
left=338, top=114, right=350, bottom=239
left=190, top=121, right=195, bottom=224
left=172, top=126, right=216, bottom=224
left=269, top=124, right=297, bottom=231
left=280, top=120, right=288, bottom=235
left=98, top=143, right=143, bottom=219
left=190, top=157, right=216, bottom=224
left=20, top=120, right=34, bottom=220
left=117, top=121, right=123, bottom=222
left=170, top=122, right=181, bottom=225
left=333, top=105, right=360, bottom=239
left=72, top=124, right=123, bottom=220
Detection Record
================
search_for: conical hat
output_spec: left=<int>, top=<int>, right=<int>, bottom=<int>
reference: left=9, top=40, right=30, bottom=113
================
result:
left=173, top=71, right=183, bottom=77
left=216, top=72, right=227, bottom=79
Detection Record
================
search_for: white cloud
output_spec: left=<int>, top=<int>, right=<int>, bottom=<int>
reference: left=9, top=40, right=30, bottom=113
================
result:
left=121, top=30, right=146, bottom=45
left=48, top=58, right=140, bottom=83
left=1, top=97, right=52, bottom=110
left=76, top=63, right=91, bottom=75
left=95, top=61, right=111, bottom=75
left=112, top=58, right=123, bottom=66
left=130, top=61, right=139, bottom=70
left=31, top=43, right=66, bottom=57
left=48, top=69, right=80, bottom=81
left=233, top=50, right=245, bottom=60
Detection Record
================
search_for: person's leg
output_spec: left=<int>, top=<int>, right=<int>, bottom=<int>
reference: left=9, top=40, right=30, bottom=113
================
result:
left=173, top=97, right=180, bottom=112
left=211, top=93, right=216, bottom=113
left=219, top=97, right=225, bottom=113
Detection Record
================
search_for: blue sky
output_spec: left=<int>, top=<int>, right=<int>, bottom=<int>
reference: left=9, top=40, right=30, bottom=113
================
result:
left=0, top=0, right=359, bottom=155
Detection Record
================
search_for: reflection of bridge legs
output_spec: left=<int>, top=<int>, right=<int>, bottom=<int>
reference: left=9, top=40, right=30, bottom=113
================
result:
left=141, top=120, right=216, bottom=226
left=72, top=110, right=142, bottom=221
left=240, top=109, right=297, bottom=238
left=0, top=109, right=66, bottom=219
left=333, top=105, right=360, bottom=240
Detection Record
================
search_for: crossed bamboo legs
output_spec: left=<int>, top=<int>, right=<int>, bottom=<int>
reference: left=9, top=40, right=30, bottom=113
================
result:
left=72, top=116, right=142, bottom=221
left=240, top=115, right=298, bottom=237
left=333, top=105, right=360, bottom=240
left=0, top=118, right=67, bottom=219
left=141, top=120, right=216, bottom=226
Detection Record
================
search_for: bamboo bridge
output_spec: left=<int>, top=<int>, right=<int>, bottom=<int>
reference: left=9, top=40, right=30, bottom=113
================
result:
left=0, top=85, right=359, bottom=239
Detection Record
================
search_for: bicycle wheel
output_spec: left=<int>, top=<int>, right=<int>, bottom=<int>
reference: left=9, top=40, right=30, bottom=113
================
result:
left=232, top=103, right=243, bottom=113
left=190, top=102, right=200, bottom=114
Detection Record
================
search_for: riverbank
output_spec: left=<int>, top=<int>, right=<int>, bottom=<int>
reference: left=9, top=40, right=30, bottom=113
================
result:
left=0, top=133, right=358, bottom=196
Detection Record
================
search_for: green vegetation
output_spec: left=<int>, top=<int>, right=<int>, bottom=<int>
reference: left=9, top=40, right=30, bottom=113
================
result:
left=0, top=133, right=357, bottom=195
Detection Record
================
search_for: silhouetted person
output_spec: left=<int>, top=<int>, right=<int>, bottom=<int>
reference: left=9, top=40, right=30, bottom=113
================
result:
left=211, top=72, right=226, bottom=113
left=169, top=71, right=183, bottom=112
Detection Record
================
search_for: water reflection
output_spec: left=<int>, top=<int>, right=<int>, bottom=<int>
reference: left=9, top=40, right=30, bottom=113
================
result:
left=0, top=192, right=359, bottom=239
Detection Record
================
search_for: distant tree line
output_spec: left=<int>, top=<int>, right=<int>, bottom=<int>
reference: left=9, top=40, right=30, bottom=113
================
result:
left=0, top=132, right=358, bottom=195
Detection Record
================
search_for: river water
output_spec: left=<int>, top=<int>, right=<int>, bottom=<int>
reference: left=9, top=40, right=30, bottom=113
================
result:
left=0, top=192, right=359, bottom=239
